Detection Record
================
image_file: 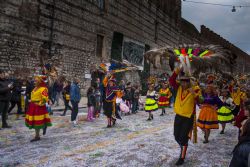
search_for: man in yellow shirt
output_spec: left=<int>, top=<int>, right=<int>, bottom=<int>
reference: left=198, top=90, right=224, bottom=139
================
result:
left=169, top=68, right=202, bottom=166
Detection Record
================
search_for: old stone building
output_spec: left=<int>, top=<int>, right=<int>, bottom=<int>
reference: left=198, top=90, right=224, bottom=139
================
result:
left=0, top=0, right=249, bottom=92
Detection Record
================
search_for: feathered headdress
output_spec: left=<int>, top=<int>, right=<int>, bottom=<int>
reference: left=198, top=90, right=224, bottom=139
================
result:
left=144, top=44, right=236, bottom=76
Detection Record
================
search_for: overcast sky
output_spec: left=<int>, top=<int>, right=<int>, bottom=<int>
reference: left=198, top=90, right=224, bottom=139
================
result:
left=182, top=0, right=250, bottom=55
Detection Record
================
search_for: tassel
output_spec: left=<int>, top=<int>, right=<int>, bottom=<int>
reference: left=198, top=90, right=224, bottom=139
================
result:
left=193, top=113, right=197, bottom=143
left=185, top=56, right=192, bottom=76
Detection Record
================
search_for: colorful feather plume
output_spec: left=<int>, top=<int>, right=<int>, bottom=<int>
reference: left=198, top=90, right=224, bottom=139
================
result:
left=99, top=59, right=139, bottom=74
left=144, top=44, right=236, bottom=75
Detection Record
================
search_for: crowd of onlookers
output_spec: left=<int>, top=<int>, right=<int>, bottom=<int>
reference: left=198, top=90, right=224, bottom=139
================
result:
left=1, top=68, right=250, bottom=166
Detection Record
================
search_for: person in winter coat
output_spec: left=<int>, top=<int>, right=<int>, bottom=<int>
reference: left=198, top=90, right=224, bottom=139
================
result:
left=93, top=82, right=101, bottom=118
left=87, top=87, right=96, bottom=121
left=131, top=85, right=140, bottom=114
left=8, top=77, right=23, bottom=119
left=0, top=70, right=13, bottom=128
left=61, top=80, right=73, bottom=116
left=25, top=77, right=35, bottom=114
left=70, top=78, right=81, bottom=126
left=54, top=80, right=63, bottom=106
left=230, top=116, right=250, bottom=167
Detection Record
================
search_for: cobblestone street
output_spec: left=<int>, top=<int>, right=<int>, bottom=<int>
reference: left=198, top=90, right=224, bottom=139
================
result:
left=0, top=108, right=238, bottom=167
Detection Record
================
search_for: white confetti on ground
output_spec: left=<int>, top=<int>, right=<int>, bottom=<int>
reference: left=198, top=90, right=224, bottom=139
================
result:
left=0, top=108, right=238, bottom=167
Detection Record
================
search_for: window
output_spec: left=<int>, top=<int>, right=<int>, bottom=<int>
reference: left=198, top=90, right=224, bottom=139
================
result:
left=96, top=34, right=104, bottom=58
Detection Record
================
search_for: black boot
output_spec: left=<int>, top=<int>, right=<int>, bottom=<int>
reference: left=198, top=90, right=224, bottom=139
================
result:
left=175, top=158, right=184, bottom=166
left=147, top=117, right=152, bottom=121
left=175, top=145, right=187, bottom=166
left=2, top=124, right=12, bottom=128
left=43, top=126, right=47, bottom=135
left=60, top=111, right=66, bottom=116
left=112, top=118, right=116, bottom=126
left=163, top=109, right=166, bottom=114
left=107, top=118, right=112, bottom=128
left=30, top=137, right=40, bottom=142
left=151, top=114, right=154, bottom=120
left=160, top=110, right=164, bottom=116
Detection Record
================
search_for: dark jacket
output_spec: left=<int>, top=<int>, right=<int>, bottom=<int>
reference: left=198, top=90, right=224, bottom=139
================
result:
left=25, top=80, right=34, bottom=98
left=63, top=85, right=71, bottom=95
left=87, top=93, right=96, bottom=107
left=54, top=82, right=63, bottom=92
left=10, top=79, right=22, bottom=102
left=0, top=78, right=12, bottom=101
left=123, top=88, right=132, bottom=101
left=229, top=136, right=250, bottom=167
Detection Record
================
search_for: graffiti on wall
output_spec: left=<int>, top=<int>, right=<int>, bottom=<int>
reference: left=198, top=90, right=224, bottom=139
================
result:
left=122, top=37, right=145, bottom=68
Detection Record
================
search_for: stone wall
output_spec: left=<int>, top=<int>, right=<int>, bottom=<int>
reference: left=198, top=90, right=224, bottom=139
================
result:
left=200, top=25, right=250, bottom=74
left=1, top=0, right=248, bottom=94
left=0, top=0, right=185, bottom=92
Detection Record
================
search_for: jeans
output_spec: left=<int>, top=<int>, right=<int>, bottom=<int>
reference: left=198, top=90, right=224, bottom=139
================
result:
left=0, top=101, right=10, bottom=126
left=71, top=101, right=79, bottom=121
left=132, top=99, right=139, bottom=113
left=55, top=92, right=63, bottom=105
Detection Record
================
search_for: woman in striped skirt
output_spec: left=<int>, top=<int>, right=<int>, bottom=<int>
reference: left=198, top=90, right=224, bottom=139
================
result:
left=25, top=75, right=52, bottom=142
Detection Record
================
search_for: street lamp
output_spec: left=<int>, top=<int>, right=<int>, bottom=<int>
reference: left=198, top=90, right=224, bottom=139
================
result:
left=232, top=6, right=236, bottom=12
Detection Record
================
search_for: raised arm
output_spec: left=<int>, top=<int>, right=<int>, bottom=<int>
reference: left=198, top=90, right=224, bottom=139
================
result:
left=169, top=69, right=179, bottom=90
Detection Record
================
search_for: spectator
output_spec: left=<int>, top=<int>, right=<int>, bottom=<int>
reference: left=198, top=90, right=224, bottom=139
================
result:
left=93, top=82, right=101, bottom=118
left=0, top=70, right=13, bottom=128
left=124, top=82, right=132, bottom=114
left=25, top=77, right=34, bottom=114
left=94, top=78, right=103, bottom=116
left=131, top=84, right=140, bottom=114
left=61, top=80, right=73, bottom=116
left=54, top=80, right=63, bottom=106
left=8, top=76, right=23, bottom=119
left=70, top=78, right=81, bottom=126
left=229, top=117, right=250, bottom=167
left=87, top=86, right=95, bottom=121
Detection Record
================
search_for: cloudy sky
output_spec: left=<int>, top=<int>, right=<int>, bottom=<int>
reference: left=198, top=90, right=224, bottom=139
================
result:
left=182, top=0, right=250, bottom=54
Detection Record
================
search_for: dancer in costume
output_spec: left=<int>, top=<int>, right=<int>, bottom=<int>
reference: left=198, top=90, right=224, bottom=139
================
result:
left=25, top=75, right=52, bottom=142
left=197, top=81, right=222, bottom=143
left=158, top=81, right=172, bottom=116
left=169, top=67, right=202, bottom=166
left=145, top=80, right=158, bottom=121
left=103, top=73, right=120, bottom=128
left=229, top=81, right=247, bottom=117
left=235, top=100, right=250, bottom=139
left=217, top=88, right=235, bottom=134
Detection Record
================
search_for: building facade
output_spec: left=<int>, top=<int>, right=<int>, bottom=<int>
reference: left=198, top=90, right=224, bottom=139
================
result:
left=0, top=0, right=249, bottom=92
